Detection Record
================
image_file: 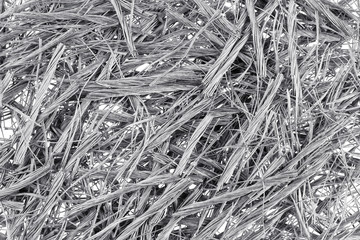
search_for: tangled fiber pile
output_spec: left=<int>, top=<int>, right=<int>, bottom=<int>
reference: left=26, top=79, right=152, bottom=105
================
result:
left=1, top=0, right=360, bottom=239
